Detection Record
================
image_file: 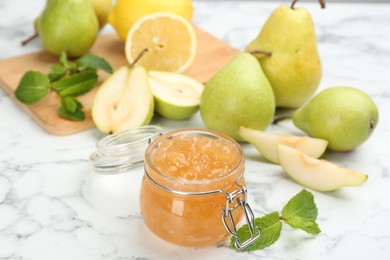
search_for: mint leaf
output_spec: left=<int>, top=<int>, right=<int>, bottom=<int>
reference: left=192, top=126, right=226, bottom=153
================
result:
left=230, top=211, right=282, bottom=251
left=283, top=215, right=321, bottom=235
left=281, top=189, right=320, bottom=235
left=59, top=77, right=98, bottom=97
left=52, top=70, right=98, bottom=96
left=59, top=107, right=85, bottom=121
left=48, top=64, right=67, bottom=82
left=59, top=97, right=84, bottom=121
left=15, top=71, right=50, bottom=104
left=61, top=96, right=82, bottom=113
left=76, top=54, right=113, bottom=73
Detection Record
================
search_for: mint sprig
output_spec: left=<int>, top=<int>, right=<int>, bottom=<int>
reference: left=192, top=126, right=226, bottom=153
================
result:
left=230, top=189, right=320, bottom=252
left=15, top=52, right=112, bottom=121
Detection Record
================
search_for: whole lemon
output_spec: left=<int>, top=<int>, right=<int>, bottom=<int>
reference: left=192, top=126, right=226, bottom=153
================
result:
left=108, top=0, right=193, bottom=42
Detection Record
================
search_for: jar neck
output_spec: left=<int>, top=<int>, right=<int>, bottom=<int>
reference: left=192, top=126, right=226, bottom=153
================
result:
left=144, top=128, right=245, bottom=193
left=144, top=162, right=245, bottom=194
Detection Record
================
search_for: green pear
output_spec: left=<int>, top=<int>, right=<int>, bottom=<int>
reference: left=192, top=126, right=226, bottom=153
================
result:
left=22, top=0, right=111, bottom=46
left=245, top=1, right=323, bottom=108
left=293, top=87, right=379, bottom=151
left=278, top=144, right=368, bottom=192
left=38, top=0, right=99, bottom=57
left=92, top=64, right=154, bottom=134
left=148, top=71, right=204, bottom=120
left=200, top=52, right=275, bottom=141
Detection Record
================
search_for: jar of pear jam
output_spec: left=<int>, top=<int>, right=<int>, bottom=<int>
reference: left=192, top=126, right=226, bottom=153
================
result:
left=141, top=129, right=260, bottom=248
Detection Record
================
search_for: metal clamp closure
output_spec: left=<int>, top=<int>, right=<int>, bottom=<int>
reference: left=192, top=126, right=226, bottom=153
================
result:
left=221, top=185, right=261, bottom=250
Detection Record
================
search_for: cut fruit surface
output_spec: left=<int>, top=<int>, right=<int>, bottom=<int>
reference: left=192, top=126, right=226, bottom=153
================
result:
left=92, top=65, right=154, bottom=134
left=278, top=144, right=368, bottom=192
left=239, top=127, right=328, bottom=164
left=148, top=70, right=204, bottom=120
left=125, top=12, right=196, bottom=73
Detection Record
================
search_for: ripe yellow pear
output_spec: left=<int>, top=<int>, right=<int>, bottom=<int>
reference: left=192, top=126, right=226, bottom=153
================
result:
left=245, top=0, right=323, bottom=108
left=91, top=0, right=113, bottom=29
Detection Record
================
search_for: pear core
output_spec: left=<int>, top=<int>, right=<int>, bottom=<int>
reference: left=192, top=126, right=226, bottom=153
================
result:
left=92, top=66, right=154, bottom=134
left=148, top=71, right=204, bottom=120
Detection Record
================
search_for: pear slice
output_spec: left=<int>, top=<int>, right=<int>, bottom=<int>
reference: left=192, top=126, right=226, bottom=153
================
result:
left=148, top=70, right=204, bottom=120
left=277, top=144, right=368, bottom=192
left=92, top=65, right=154, bottom=134
left=239, top=126, right=328, bottom=164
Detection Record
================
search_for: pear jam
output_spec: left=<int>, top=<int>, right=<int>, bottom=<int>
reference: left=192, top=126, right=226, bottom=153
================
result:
left=140, top=129, right=245, bottom=247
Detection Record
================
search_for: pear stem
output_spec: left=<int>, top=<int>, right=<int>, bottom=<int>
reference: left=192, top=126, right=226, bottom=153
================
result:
left=291, top=0, right=299, bottom=9
left=291, top=0, right=326, bottom=9
left=130, top=48, right=149, bottom=67
left=248, top=49, right=272, bottom=57
left=273, top=114, right=293, bottom=124
left=319, top=0, right=326, bottom=9
left=21, top=33, right=38, bottom=46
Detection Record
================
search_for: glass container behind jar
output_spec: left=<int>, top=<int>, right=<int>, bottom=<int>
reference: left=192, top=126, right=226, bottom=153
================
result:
left=140, top=129, right=247, bottom=247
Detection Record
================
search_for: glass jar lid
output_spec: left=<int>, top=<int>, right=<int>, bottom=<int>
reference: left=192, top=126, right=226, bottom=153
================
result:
left=90, top=125, right=163, bottom=174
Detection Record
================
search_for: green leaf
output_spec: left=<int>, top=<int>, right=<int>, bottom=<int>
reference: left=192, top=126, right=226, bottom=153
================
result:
left=230, top=211, right=282, bottom=251
left=76, top=54, right=113, bottom=74
left=15, top=71, right=50, bottom=104
left=281, top=189, right=321, bottom=235
left=284, top=215, right=321, bottom=235
left=59, top=97, right=85, bottom=121
left=51, top=70, right=98, bottom=96
left=59, top=107, right=85, bottom=121
left=59, top=78, right=98, bottom=97
left=48, top=64, right=67, bottom=82
left=61, top=96, right=83, bottom=113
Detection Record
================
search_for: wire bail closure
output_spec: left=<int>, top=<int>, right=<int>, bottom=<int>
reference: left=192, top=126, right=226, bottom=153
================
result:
left=221, top=184, right=261, bottom=250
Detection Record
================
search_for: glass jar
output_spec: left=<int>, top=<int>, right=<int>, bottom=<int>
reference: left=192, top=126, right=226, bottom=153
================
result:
left=140, top=128, right=260, bottom=248
left=86, top=126, right=163, bottom=217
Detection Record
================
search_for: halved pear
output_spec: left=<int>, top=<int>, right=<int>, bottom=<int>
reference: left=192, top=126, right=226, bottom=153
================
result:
left=92, top=65, right=154, bottom=134
left=148, top=71, right=204, bottom=120
left=239, top=126, right=328, bottom=164
left=278, top=144, right=368, bottom=192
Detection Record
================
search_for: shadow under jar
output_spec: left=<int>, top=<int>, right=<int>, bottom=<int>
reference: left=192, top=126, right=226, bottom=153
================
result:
left=140, top=128, right=260, bottom=248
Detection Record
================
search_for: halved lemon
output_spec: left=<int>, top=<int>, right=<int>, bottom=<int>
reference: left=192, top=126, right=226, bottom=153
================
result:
left=125, top=12, right=197, bottom=73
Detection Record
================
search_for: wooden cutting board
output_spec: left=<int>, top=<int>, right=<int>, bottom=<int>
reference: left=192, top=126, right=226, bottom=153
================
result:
left=0, top=26, right=239, bottom=135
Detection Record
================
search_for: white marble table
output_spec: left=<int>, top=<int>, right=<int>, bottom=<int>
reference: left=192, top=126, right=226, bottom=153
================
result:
left=1, top=0, right=390, bottom=259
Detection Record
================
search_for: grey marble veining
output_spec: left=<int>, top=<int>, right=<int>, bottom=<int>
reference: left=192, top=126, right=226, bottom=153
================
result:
left=1, top=0, right=390, bottom=259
